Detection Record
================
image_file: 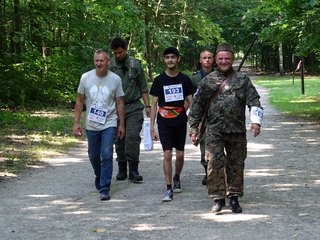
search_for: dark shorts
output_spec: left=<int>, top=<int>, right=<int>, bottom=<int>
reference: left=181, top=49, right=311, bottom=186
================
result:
left=158, top=123, right=187, bottom=151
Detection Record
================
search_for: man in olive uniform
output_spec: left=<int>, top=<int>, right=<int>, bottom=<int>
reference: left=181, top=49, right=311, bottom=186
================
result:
left=109, top=37, right=151, bottom=183
left=190, top=49, right=214, bottom=186
left=188, top=43, right=263, bottom=213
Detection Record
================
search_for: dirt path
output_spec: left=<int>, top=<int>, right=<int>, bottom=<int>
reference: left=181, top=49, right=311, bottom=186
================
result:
left=0, top=85, right=319, bottom=240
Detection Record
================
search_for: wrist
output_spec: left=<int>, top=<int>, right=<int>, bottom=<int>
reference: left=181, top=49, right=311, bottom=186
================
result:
left=145, top=105, right=151, bottom=108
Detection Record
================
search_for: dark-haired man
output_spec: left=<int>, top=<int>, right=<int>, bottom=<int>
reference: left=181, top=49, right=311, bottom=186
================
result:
left=150, top=47, right=194, bottom=202
left=109, top=37, right=151, bottom=183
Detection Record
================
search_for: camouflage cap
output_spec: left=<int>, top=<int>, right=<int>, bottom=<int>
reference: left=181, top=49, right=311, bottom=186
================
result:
left=215, top=43, right=234, bottom=54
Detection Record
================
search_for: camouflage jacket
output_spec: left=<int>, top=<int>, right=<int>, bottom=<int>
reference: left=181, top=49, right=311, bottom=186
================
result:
left=188, top=70, right=262, bottom=134
left=109, top=55, right=148, bottom=104
left=190, top=69, right=213, bottom=94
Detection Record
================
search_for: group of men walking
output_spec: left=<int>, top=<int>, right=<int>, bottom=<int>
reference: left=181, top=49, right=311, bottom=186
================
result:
left=72, top=37, right=263, bottom=214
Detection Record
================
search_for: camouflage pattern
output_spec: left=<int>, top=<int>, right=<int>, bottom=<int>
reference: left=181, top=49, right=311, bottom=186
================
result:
left=109, top=55, right=148, bottom=164
left=188, top=70, right=262, bottom=199
left=190, top=70, right=210, bottom=168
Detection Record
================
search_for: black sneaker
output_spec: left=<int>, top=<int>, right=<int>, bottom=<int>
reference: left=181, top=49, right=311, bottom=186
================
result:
left=229, top=197, right=242, bottom=213
left=212, top=199, right=224, bottom=213
left=100, top=193, right=110, bottom=201
left=173, top=176, right=182, bottom=193
left=162, top=189, right=173, bottom=202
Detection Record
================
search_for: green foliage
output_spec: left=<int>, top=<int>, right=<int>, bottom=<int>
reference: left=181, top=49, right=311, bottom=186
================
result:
left=256, top=76, right=320, bottom=122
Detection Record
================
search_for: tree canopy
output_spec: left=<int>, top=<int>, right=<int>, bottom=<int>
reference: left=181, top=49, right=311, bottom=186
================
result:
left=0, top=0, right=319, bottom=108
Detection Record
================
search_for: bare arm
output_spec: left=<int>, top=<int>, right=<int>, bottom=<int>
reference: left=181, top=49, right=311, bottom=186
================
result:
left=141, top=92, right=151, bottom=117
left=150, top=96, right=159, bottom=141
left=116, top=96, right=125, bottom=139
left=72, top=94, right=85, bottom=136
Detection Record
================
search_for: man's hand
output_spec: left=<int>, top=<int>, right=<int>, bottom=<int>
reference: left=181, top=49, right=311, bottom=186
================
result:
left=150, top=129, right=159, bottom=141
left=72, top=123, right=83, bottom=137
left=250, top=123, right=261, bottom=137
left=118, top=125, right=125, bottom=139
left=190, top=133, right=199, bottom=145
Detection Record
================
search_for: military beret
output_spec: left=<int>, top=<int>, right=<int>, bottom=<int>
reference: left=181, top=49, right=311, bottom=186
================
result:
left=215, top=43, right=234, bottom=54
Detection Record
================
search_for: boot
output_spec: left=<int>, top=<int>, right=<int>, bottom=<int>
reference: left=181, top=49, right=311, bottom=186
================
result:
left=211, top=199, right=225, bottom=213
left=229, top=196, right=242, bottom=213
left=116, top=162, right=127, bottom=180
left=202, top=165, right=207, bottom=185
left=129, top=162, right=143, bottom=183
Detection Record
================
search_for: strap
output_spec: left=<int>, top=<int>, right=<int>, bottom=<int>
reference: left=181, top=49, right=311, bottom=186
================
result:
left=195, top=73, right=234, bottom=145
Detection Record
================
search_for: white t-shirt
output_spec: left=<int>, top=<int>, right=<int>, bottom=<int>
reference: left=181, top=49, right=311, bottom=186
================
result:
left=77, top=69, right=124, bottom=131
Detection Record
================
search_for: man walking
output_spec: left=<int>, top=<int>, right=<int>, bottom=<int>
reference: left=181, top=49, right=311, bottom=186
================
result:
left=190, top=49, right=214, bottom=185
left=73, top=49, right=125, bottom=201
left=109, top=37, right=151, bottom=183
left=188, top=43, right=263, bottom=213
left=150, top=47, right=194, bottom=202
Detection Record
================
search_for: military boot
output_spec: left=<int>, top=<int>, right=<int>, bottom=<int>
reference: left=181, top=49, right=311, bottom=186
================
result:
left=129, top=162, right=143, bottom=183
left=116, top=162, right=127, bottom=180
left=202, top=165, right=207, bottom=185
left=229, top=196, right=242, bottom=213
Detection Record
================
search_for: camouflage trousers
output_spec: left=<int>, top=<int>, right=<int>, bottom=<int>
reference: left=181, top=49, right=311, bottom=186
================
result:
left=206, top=132, right=247, bottom=200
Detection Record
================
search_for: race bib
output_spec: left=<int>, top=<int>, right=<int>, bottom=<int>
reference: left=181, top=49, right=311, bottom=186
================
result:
left=163, top=84, right=184, bottom=102
left=88, top=105, right=108, bottom=124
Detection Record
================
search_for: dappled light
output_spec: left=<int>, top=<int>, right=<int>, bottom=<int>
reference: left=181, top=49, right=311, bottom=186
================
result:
left=198, top=213, right=268, bottom=222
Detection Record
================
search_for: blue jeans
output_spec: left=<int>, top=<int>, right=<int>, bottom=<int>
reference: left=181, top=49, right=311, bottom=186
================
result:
left=86, top=127, right=116, bottom=194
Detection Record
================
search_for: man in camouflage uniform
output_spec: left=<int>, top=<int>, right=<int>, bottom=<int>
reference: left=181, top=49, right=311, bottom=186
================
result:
left=190, top=49, right=214, bottom=185
left=188, top=43, right=263, bottom=213
left=109, top=37, right=151, bottom=183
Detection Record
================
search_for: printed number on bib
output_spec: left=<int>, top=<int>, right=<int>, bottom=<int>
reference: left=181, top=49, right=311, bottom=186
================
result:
left=163, top=84, right=184, bottom=102
left=88, top=106, right=108, bottom=124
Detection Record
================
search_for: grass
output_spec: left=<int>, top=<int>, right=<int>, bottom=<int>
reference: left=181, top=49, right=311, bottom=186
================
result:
left=0, top=108, right=85, bottom=177
left=255, top=75, right=320, bottom=123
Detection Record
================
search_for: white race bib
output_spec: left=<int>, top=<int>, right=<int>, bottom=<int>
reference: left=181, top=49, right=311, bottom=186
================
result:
left=88, top=105, right=108, bottom=124
left=163, top=84, right=184, bottom=102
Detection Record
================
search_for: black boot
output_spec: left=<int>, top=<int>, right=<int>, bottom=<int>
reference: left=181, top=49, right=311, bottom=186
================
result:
left=211, top=199, right=225, bottom=213
left=229, top=196, right=242, bottom=213
left=129, top=162, right=143, bottom=183
left=116, top=162, right=127, bottom=180
left=202, top=165, right=207, bottom=185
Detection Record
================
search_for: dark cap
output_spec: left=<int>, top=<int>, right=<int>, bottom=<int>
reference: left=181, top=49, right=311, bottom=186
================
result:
left=215, top=43, right=234, bottom=54
left=163, top=47, right=180, bottom=57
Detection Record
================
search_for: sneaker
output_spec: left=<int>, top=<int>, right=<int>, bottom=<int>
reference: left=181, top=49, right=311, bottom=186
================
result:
left=229, top=197, right=242, bottom=213
left=173, top=176, right=182, bottom=193
left=162, top=189, right=173, bottom=202
left=100, top=193, right=110, bottom=201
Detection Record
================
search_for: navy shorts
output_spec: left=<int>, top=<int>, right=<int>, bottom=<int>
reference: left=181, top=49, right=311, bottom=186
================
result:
left=158, top=123, right=187, bottom=151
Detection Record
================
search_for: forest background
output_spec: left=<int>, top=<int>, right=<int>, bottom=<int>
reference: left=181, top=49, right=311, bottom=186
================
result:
left=0, top=0, right=319, bottom=176
left=1, top=0, right=320, bottom=108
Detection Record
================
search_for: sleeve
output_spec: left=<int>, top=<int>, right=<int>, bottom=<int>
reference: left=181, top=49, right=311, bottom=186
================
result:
left=77, top=73, right=87, bottom=95
left=188, top=80, right=206, bottom=134
left=245, top=76, right=263, bottom=125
